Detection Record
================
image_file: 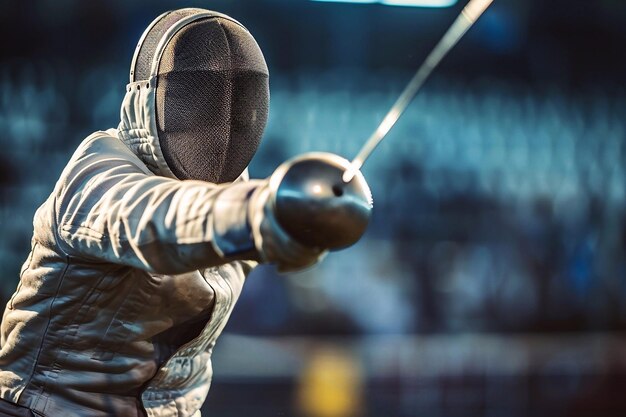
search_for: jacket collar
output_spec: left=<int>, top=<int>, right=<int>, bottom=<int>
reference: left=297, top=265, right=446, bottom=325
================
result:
left=117, top=76, right=178, bottom=179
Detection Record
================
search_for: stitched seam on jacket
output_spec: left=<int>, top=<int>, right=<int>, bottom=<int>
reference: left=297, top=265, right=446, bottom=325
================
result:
left=198, top=269, right=232, bottom=351
left=17, top=256, right=71, bottom=406
left=8, top=242, right=37, bottom=310
left=91, top=269, right=141, bottom=361
left=51, top=266, right=117, bottom=365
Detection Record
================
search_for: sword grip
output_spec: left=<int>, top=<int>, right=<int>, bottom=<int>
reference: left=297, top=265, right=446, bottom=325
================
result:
left=269, top=152, right=373, bottom=250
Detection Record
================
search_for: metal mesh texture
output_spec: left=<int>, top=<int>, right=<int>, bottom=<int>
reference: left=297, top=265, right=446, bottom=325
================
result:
left=132, top=9, right=204, bottom=82
left=154, top=17, right=269, bottom=183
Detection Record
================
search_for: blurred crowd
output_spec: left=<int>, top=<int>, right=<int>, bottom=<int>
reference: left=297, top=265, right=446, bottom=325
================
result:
left=239, top=72, right=626, bottom=337
left=1, top=0, right=626, bottom=414
left=1, top=64, right=625, bottom=334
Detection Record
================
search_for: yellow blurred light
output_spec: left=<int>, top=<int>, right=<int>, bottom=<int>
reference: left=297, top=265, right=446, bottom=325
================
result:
left=297, top=348, right=363, bottom=417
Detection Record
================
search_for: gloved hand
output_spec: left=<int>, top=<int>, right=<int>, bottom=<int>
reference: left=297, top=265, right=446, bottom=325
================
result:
left=248, top=152, right=372, bottom=273
left=249, top=184, right=326, bottom=273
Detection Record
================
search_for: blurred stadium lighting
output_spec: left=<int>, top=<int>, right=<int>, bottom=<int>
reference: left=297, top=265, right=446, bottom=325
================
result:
left=310, top=0, right=457, bottom=7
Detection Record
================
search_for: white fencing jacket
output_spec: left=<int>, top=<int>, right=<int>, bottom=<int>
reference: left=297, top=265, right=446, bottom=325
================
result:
left=0, top=79, right=269, bottom=417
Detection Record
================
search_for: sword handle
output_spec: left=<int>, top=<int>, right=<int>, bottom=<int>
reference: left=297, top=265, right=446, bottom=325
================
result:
left=269, top=152, right=373, bottom=250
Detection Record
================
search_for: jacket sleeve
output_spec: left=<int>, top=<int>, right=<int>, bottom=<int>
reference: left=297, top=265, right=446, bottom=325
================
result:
left=54, top=134, right=261, bottom=274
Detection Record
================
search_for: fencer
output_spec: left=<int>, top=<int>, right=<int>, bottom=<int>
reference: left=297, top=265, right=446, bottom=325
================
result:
left=0, top=9, right=371, bottom=417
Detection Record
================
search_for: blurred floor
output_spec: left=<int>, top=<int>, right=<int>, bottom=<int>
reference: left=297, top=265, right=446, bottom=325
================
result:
left=204, top=333, right=626, bottom=417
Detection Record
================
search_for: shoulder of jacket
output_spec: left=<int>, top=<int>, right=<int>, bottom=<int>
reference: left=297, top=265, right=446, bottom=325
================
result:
left=52, top=129, right=153, bottom=218
left=72, top=130, right=153, bottom=175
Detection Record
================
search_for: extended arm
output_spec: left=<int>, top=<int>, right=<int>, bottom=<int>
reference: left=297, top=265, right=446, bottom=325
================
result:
left=54, top=135, right=264, bottom=273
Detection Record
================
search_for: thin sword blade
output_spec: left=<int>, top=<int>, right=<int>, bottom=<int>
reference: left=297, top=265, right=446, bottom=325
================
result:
left=343, top=0, right=494, bottom=182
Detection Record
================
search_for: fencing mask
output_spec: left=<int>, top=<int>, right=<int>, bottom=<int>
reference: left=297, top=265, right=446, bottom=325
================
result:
left=130, top=9, right=269, bottom=184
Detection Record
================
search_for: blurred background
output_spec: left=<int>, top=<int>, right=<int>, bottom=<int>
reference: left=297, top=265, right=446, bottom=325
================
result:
left=1, top=0, right=626, bottom=416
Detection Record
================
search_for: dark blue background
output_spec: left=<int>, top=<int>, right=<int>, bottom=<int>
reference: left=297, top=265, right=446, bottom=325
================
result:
left=1, top=1, right=625, bottom=415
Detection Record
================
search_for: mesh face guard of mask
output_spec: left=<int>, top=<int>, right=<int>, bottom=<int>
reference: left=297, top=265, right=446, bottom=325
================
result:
left=131, top=9, right=269, bottom=183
